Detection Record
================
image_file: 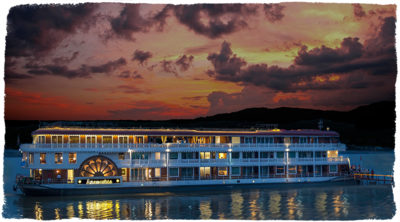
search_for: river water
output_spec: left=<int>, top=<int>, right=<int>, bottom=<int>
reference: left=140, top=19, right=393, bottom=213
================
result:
left=2, top=151, right=396, bottom=220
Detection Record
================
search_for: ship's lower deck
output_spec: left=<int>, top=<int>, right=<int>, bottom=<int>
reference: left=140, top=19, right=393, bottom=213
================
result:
left=18, top=176, right=356, bottom=196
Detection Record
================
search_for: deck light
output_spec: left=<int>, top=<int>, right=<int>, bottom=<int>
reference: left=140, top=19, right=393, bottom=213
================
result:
left=223, top=181, right=225, bottom=184
left=78, top=180, right=81, bottom=184
left=116, top=179, right=120, bottom=183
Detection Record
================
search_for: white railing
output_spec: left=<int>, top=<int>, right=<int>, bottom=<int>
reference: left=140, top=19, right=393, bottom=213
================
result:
left=119, top=156, right=349, bottom=165
left=20, top=143, right=345, bottom=150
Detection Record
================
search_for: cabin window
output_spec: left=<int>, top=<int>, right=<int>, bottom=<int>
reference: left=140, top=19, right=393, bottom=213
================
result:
left=261, top=152, right=268, bottom=158
left=69, top=153, right=76, bottom=163
left=232, top=167, right=240, bottom=175
left=232, top=152, right=240, bottom=159
left=200, top=152, right=211, bottom=159
left=310, top=137, right=318, bottom=143
left=331, top=137, right=339, bottom=143
left=87, top=136, right=96, bottom=144
left=299, top=137, right=307, bottom=143
left=55, top=153, right=63, bottom=164
left=182, top=153, right=194, bottom=159
left=119, top=153, right=125, bottom=160
left=276, top=166, right=285, bottom=174
left=132, top=153, right=149, bottom=159
left=289, top=152, right=296, bottom=159
left=275, top=137, right=284, bottom=143
left=315, top=152, right=322, bottom=158
left=242, top=167, right=253, bottom=175
left=155, top=168, right=161, bottom=177
left=69, top=136, right=79, bottom=144
left=119, top=136, right=128, bottom=144
left=52, top=136, right=63, bottom=144
left=276, top=152, right=284, bottom=158
left=243, top=152, right=253, bottom=158
left=284, top=137, right=291, bottom=145
left=38, top=136, right=45, bottom=144
left=270, top=152, right=274, bottom=158
left=288, top=166, right=296, bottom=174
left=329, top=165, right=337, bottom=173
left=40, top=153, right=46, bottom=164
left=218, top=167, right=228, bottom=176
left=29, top=153, right=34, bottom=164
left=257, top=137, right=264, bottom=143
left=244, top=137, right=253, bottom=143
left=103, top=136, right=112, bottom=144
left=155, top=152, right=161, bottom=160
left=218, top=153, right=227, bottom=159
left=181, top=168, right=194, bottom=177
left=169, top=153, right=178, bottom=159
left=169, top=168, right=179, bottom=177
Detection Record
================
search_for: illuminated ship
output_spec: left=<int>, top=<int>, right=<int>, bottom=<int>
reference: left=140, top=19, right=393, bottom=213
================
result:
left=14, top=121, right=351, bottom=196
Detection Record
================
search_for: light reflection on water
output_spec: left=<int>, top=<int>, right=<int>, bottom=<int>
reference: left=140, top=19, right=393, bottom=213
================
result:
left=3, top=185, right=395, bottom=220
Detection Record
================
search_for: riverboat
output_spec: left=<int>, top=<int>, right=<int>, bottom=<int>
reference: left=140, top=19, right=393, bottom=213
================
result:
left=14, top=121, right=351, bottom=196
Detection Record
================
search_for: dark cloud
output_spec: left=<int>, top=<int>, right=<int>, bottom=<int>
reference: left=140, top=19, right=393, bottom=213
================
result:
left=352, top=4, right=366, bottom=20
left=160, top=59, right=178, bottom=76
left=118, top=70, right=131, bottom=78
left=132, top=49, right=153, bottom=66
left=182, top=96, right=205, bottom=101
left=263, top=4, right=285, bottom=22
left=52, top=51, right=80, bottom=65
left=207, top=41, right=247, bottom=76
left=206, top=17, right=396, bottom=93
left=294, top=37, right=364, bottom=67
left=4, top=69, right=34, bottom=84
left=5, top=57, right=17, bottom=68
left=25, top=57, right=127, bottom=79
left=6, top=3, right=99, bottom=58
left=132, top=71, right=143, bottom=79
left=88, top=57, right=127, bottom=74
left=101, top=4, right=171, bottom=42
left=264, top=41, right=302, bottom=53
left=147, top=64, right=158, bottom=71
left=175, top=55, right=194, bottom=72
left=172, top=4, right=259, bottom=39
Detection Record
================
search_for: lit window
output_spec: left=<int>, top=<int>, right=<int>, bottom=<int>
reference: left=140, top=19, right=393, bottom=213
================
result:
left=103, top=136, right=112, bottom=144
left=155, top=152, right=160, bottom=160
left=218, top=153, right=227, bottom=159
left=155, top=168, right=161, bottom=177
left=29, top=153, right=34, bottom=164
left=69, top=136, right=79, bottom=144
left=277, top=166, right=285, bottom=174
left=40, top=153, right=46, bottom=164
left=119, top=153, right=125, bottom=160
left=55, top=153, right=63, bottom=164
left=218, top=167, right=228, bottom=176
left=288, top=166, right=296, bottom=174
left=69, top=153, right=76, bottom=163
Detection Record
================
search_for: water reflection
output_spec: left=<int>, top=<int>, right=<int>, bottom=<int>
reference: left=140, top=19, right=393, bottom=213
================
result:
left=269, top=191, right=282, bottom=218
left=3, top=185, right=395, bottom=220
left=230, top=192, right=244, bottom=219
left=286, top=191, right=297, bottom=220
left=315, top=191, right=328, bottom=219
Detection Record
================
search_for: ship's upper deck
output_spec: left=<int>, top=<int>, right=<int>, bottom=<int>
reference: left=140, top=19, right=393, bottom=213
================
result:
left=32, top=128, right=339, bottom=137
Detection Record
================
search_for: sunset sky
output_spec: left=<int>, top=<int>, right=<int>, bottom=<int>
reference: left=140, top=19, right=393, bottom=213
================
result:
left=3, top=2, right=397, bottom=120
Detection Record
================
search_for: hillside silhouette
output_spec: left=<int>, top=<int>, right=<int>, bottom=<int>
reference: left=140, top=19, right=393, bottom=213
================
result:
left=5, top=101, right=395, bottom=149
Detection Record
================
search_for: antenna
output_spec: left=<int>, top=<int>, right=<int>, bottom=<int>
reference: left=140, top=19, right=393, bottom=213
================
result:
left=318, top=119, right=323, bottom=130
